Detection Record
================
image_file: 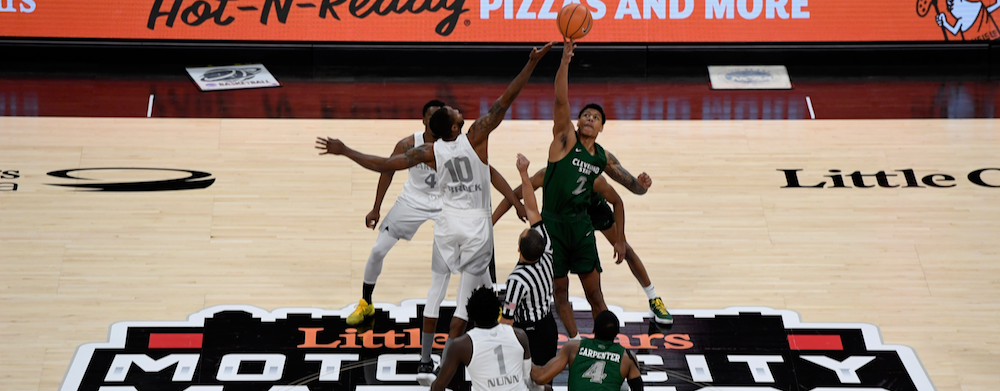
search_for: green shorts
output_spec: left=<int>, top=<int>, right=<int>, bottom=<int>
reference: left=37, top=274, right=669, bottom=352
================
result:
left=588, top=195, right=615, bottom=232
left=542, top=211, right=602, bottom=278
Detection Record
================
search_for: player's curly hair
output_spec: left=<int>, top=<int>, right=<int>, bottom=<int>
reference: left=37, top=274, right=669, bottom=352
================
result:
left=467, top=286, right=500, bottom=326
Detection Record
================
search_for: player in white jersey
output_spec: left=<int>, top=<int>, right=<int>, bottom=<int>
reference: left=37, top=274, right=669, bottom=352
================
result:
left=430, top=287, right=542, bottom=391
left=317, top=42, right=555, bottom=384
left=347, top=100, right=447, bottom=326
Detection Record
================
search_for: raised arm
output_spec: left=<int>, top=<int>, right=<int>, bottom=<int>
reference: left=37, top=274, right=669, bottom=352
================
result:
left=550, top=40, right=578, bottom=162
left=316, top=137, right=434, bottom=173
left=594, top=176, right=626, bottom=264
left=531, top=339, right=577, bottom=385
left=516, top=154, right=542, bottom=225
left=468, top=42, right=555, bottom=152
left=491, top=165, right=528, bottom=223
left=604, top=150, right=652, bottom=195
left=492, top=167, right=546, bottom=224
left=367, top=138, right=410, bottom=229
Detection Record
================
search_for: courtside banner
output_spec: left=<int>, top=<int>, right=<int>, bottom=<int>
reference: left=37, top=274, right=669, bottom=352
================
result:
left=0, top=0, right=996, bottom=42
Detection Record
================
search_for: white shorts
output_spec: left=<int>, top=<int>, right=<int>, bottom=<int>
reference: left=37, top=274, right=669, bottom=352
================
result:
left=432, top=208, right=494, bottom=276
left=378, top=199, right=440, bottom=241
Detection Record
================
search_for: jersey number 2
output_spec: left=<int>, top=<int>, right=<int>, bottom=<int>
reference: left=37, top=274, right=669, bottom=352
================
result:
left=572, top=176, right=587, bottom=195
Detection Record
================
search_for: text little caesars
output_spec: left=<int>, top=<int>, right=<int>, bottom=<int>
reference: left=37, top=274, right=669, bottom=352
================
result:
left=779, top=168, right=1000, bottom=188
left=481, top=0, right=809, bottom=20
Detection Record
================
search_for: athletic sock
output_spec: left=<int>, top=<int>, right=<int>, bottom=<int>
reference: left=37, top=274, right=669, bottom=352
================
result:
left=643, top=284, right=658, bottom=300
left=420, top=332, right=435, bottom=363
left=362, top=283, right=375, bottom=304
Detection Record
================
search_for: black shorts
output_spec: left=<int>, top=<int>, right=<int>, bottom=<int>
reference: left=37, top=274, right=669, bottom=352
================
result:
left=514, top=312, right=558, bottom=366
left=588, top=195, right=615, bottom=232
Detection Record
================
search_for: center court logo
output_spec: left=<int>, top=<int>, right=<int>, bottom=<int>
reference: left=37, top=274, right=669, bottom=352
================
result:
left=59, top=299, right=935, bottom=391
left=46, top=168, right=215, bottom=191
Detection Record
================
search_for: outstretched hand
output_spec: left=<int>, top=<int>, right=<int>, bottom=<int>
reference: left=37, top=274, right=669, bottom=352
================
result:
left=516, top=153, right=530, bottom=173
left=530, top=41, right=557, bottom=62
left=638, top=172, right=652, bottom=189
left=316, top=137, right=346, bottom=155
left=561, top=38, right=576, bottom=63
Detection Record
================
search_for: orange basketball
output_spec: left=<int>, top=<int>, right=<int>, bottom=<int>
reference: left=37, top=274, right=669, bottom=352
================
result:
left=556, top=3, right=593, bottom=40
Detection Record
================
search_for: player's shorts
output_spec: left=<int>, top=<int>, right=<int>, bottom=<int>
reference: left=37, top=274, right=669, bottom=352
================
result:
left=432, top=208, right=494, bottom=276
left=378, top=199, right=440, bottom=241
left=542, top=211, right=601, bottom=278
left=588, top=195, right=615, bottom=232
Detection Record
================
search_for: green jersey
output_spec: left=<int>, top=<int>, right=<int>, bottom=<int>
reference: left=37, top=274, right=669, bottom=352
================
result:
left=542, top=139, right=607, bottom=217
left=568, top=338, right=626, bottom=391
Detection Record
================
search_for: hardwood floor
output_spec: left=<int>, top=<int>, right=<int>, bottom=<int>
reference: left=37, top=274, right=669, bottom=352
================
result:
left=1, top=117, right=998, bottom=390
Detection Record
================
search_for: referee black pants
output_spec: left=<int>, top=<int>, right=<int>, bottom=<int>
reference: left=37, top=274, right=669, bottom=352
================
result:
left=514, top=311, right=558, bottom=366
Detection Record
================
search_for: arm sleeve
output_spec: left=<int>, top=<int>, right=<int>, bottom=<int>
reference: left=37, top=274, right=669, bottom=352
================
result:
left=524, top=359, right=544, bottom=391
left=627, top=376, right=644, bottom=391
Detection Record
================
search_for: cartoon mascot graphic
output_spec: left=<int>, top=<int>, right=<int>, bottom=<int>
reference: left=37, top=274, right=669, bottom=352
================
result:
left=919, top=0, right=1000, bottom=40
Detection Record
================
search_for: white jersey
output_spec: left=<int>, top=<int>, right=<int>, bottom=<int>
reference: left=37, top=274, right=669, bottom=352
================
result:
left=433, top=133, right=492, bottom=212
left=467, top=324, right=527, bottom=391
left=397, top=131, right=442, bottom=210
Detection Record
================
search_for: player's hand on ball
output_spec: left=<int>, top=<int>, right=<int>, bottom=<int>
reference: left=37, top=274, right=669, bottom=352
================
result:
left=638, top=172, right=652, bottom=189
left=562, top=39, right=576, bottom=63
left=516, top=153, right=530, bottom=172
left=365, top=209, right=380, bottom=229
left=529, top=41, right=556, bottom=62
left=316, top=137, right=346, bottom=155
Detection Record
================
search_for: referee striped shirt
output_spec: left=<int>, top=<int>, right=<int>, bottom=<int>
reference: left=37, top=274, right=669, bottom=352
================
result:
left=502, top=221, right=554, bottom=323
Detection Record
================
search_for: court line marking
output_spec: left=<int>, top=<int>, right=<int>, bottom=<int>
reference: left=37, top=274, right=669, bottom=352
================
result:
left=806, top=96, right=815, bottom=119
left=147, top=94, right=154, bottom=118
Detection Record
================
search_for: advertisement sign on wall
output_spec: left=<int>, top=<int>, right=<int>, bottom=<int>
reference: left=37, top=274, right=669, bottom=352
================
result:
left=0, top=0, right=996, bottom=42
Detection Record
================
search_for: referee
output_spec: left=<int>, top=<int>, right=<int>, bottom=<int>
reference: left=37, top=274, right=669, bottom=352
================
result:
left=499, top=153, right=558, bottom=366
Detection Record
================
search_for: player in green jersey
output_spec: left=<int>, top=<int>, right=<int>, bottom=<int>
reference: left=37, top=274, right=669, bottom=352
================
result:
left=530, top=310, right=644, bottom=391
left=542, top=40, right=655, bottom=339
left=492, top=169, right=673, bottom=326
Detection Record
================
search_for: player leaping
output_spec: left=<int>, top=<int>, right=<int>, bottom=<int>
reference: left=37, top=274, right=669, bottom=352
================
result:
left=541, top=40, right=656, bottom=340
left=317, top=41, right=554, bottom=383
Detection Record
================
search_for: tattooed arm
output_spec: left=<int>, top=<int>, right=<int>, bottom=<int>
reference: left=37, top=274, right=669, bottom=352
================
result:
left=468, top=42, right=556, bottom=157
left=316, top=137, right=434, bottom=173
left=604, top=150, right=652, bottom=195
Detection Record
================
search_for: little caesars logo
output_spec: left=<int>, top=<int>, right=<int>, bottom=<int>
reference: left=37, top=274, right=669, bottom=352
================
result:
left=60, top=302, right=935, bottom=391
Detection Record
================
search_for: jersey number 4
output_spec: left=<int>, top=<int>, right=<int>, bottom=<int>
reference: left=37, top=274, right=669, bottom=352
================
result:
left=582, top=361, right=607, bottom=384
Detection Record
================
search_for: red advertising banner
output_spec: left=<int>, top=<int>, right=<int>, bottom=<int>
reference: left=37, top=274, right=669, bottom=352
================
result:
left=0, top=0, right=997, bottom=42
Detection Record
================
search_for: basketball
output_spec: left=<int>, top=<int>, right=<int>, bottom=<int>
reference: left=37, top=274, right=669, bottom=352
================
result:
left=557, top=3, right=593, bottom=40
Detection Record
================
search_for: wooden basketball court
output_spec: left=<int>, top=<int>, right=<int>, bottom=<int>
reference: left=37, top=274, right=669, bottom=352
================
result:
left=1, top=117, right=998, bottom=390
